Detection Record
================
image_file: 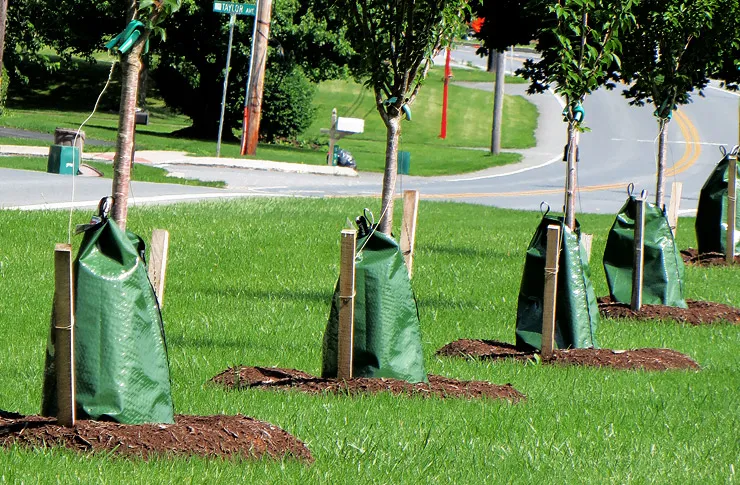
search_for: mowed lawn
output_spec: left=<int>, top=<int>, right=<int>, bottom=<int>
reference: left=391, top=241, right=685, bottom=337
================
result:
left=0, top=199, right=737, bottom=482
left=2, top=58, right=536, bottom=176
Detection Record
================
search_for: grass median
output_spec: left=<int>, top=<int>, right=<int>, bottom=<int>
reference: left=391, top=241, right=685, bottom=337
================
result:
left=0, top=155, right=225, bottom=188
left=0, top=199, right=737, bottom=482
left=2, top=59, right=536, bottom=176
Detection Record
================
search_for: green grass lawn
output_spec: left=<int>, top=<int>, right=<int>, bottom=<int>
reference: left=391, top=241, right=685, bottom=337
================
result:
left=0, top=155, right=225, bottom=188
left=0, top=199, right=737, bottom=482
left=2, top=59, right=536, bottom=176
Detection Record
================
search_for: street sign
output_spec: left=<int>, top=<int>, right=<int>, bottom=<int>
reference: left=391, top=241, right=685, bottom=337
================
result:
left=213, top=1, right=256, bottom=15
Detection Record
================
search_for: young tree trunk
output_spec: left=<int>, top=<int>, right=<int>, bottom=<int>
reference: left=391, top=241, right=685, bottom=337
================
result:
left=378, top=116, right=402, bottom=235
left=491, top=50, right=505, bottom=155
left=564, top=122, right=578, bottom=230
left=138, top=57, right=149, bottom=108
left=111, top=39, right=147, bottom=229
left=655, top=120, right=669, bottom=209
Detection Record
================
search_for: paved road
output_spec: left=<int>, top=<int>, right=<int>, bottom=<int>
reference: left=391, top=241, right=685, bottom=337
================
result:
left=1, top=47, right=737, bottom=215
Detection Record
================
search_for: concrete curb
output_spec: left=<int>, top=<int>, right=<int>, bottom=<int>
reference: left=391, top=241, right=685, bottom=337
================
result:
left=0, top=145, right=358, bottom=177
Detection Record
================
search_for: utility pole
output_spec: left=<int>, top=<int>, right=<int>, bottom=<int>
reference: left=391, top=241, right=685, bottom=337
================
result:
left=0, top=0, right=8, bottom=72
left=491, top=50, right=505, bottom=155
left=240, top=0, right=272, bottom=156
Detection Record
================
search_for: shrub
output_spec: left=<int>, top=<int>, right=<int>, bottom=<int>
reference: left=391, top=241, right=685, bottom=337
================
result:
left=0, top=66, right=10, bottom=115
left=260, top=63, right=316, bottom=143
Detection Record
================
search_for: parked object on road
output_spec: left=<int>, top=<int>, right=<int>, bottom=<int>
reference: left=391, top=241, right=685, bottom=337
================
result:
left=328, top=147, right=357, bottom=169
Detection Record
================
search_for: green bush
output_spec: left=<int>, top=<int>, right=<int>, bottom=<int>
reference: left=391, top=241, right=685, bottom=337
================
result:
left=0, top=65, right=10, bottom=115
left=260, top=62, right=316, bottom=143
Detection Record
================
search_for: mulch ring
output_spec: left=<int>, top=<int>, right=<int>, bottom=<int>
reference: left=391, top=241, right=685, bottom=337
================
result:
left=436, top=339, right=700, bottom=371
left=0, top=411, right=312, bottom=462
left=598, top=296, right=740, bottom=325
left=210, top=366, right=525, bottom=402
left=681, top=248, right=740, bottom=266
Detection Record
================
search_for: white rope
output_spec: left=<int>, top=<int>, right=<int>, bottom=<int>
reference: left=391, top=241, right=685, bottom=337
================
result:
left=67, top=59, right=118, bottom=243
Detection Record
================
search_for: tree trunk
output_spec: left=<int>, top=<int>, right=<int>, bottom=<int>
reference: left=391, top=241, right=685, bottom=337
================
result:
left=111, top=39, right=147, bottom=229
left=138, top=56, right=149, bottom=108
left=656, top=120, right=669, bottom=209
left=564, top=122, right=578, bottom=230
left=487, top=51, right=495, bottom=72
left=378, top=116, right=402, bottom=235
left=491, top=50, right=505, bottom=155
left=0, top=0, right=8, bottom=71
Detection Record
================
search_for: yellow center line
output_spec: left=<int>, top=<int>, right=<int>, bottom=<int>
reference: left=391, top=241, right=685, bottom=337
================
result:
left=422, top=109, right=702, bottom=200
left=325, top=109, right=703, bottom=201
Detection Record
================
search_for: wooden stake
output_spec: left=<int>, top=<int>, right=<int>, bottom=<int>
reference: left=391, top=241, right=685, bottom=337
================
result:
left=581, top=233, right=593, bottom=262
left=400, top=190, right=420, bottom=278
left=337, top=229, right=357, bottom=380
left=727, top=156, right=737, bottom=265
left=148, top=229, right=170, bottom=307
left=667, top=182, right=682, bottom=236
left=54, top=243, right=75, bottom=427
left=632, top=196, right=646, bottom=311
left=541, top=225, right=561, bottom=359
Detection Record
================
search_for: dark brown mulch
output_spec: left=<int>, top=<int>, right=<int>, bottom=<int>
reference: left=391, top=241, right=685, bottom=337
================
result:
left=680, top=248, right=740, bottom=266
left=210, top=366, right=525, bottom=402
left=598, top=296, right=740, bottom=325
left=0, top=413, right=312, bottom=462
left=436, top=339, right=700, bottom=371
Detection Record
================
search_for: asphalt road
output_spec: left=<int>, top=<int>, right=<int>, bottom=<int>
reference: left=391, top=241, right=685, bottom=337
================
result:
left=1, top=46, right=738, bottom=216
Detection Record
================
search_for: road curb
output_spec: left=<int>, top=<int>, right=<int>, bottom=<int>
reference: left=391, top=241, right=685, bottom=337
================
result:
left=0, top=145, right=358, bottom=177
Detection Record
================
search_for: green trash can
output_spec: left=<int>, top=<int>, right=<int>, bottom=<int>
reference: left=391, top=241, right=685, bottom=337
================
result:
left=397, top=151, right=410, bottom=175
left=47, top=145, right=80, bottom=175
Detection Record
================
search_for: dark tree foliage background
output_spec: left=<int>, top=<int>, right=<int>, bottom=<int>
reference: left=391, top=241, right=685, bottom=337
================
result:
left=3, top=0, right=353, bottom=142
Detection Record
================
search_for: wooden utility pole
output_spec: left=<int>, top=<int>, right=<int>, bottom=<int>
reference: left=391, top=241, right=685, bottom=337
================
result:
left=241, top=0, right=272, bottom=156
left=337, top=229, right=357, bottom=380
left=54, top=244, right=76, bottom=427
left=0, top=0, right=8, bottom=73
left=491, top=50, right=505, bottom=155
left=541, top=225, right=561, bottom=359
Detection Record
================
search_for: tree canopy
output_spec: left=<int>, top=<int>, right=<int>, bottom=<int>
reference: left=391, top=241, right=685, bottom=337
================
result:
left=321, top=0, right=470, bottom=234
left=471, top=0, right=545, bottom=54
left=615, top=0, right=731, bottom=117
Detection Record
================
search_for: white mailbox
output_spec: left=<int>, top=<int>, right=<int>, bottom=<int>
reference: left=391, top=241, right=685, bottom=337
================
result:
left=336, top=117, right=365, bottom=134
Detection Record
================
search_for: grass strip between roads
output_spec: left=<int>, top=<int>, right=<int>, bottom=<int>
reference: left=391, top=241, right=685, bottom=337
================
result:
left=0, top=198, right=737, bottom=482
left=0, top=155, right=225, bottom=188
left=2, top=60, right=536, bottom=176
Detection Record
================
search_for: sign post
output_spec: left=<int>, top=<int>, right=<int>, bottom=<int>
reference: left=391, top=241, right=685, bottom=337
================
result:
left=213, top=2, right=256, bottom=157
